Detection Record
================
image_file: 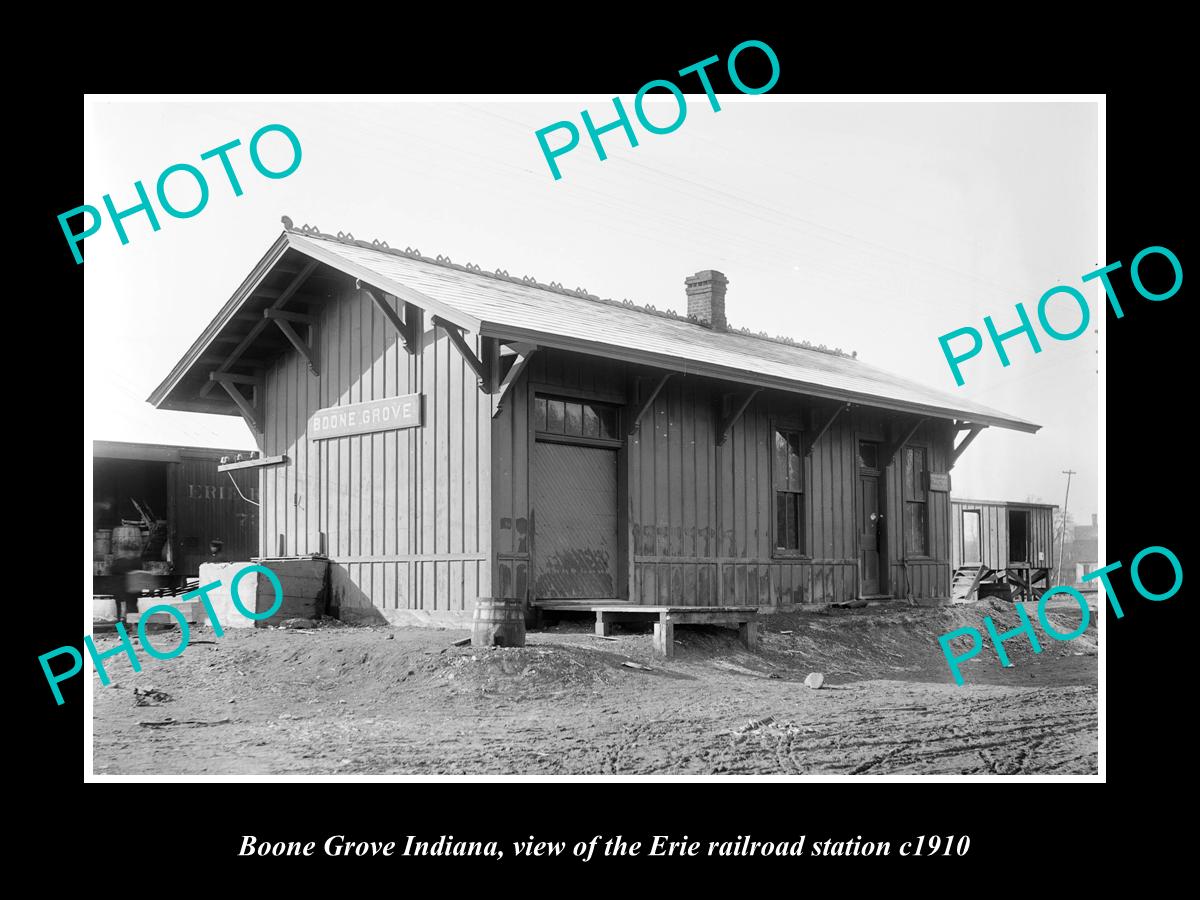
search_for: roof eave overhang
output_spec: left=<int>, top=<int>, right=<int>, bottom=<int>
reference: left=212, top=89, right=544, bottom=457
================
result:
left=147, top=233, right=290, bottom=409
left=953, top=497, right=1059, bottom=508
left=148, top=232, right=480, bottom=411
left=93, top=440, right=258, bottom=462
left=479, top=322, right=1041, bottom=435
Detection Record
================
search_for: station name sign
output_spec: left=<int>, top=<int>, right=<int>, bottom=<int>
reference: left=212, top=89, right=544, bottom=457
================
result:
left=308, top=394, right=422, bottom=440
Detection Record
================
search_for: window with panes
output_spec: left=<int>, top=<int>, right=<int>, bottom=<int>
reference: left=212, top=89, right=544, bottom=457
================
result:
left=903, top=446, right=929, bottom=556
left=773, top=428, right=805, bottom=555
left=533, top=394, right=620, bottom=443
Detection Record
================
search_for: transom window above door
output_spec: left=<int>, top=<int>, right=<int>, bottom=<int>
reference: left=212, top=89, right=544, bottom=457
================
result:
left=535, top=394, right=621, bottom=443
left=858, top=440, right=879, bottom=470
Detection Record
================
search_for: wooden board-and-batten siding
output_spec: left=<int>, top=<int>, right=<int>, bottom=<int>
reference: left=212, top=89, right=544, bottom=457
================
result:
left=491, top=349, right=954, bottom=608
left=259, top=285, right=491, bottom=625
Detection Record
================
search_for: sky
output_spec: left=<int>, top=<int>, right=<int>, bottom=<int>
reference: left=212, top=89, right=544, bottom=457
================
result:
left=83, top=97, right=1100, bottom=521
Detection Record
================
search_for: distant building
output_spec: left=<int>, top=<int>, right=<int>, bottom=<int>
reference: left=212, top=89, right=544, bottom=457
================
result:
left=1059, top=513, right=1099, bottom=594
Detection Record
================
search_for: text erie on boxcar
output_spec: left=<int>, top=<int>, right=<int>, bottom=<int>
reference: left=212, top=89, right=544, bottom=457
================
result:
left=308, top=394, right=423, bottom=440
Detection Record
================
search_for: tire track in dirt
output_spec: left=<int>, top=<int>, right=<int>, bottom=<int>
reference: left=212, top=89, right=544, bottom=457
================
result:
left=93, top=620, right=1098, bottom=775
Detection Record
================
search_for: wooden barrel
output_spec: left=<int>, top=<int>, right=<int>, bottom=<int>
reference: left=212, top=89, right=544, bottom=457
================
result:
left=112, top=525, right=143, bottom=559
left=93, top=529, right=112, bottom=559
left=471, top=598, right=526, bottom=648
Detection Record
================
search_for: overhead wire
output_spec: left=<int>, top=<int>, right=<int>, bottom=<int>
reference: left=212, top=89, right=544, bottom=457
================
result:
left=461, top=103, right=1067, bottom=300
left=275, top=103, right=1097, bottom=397
left=327, top=104, right=1015, bottom=325
left=308, top=106, right=920, bottom=316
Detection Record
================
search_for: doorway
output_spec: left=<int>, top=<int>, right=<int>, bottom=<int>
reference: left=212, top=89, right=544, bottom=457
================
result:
left=962, top=509, right=982, bottom=564
left=532, top=442, right=619, bottom=598
left=857, top=440, right=887, bottom=596
left=529, top=389, right=625, bottom=600
left=1008, top=508, right=1030, bottom=564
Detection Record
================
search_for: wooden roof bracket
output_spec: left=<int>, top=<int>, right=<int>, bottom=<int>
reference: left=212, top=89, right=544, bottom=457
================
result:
left=949, top=424, right=987, bottom=470
left=361, top=283, right=422, bottom=354
left=716, top=388, right=761, bottom=446
left=803, top=402, right=851, bottom=457
left=881, top=416, right=927, bottom=470
left=200, top=258, right=319, bottom=399
left=210, top=372, right=263, bottom=440
left=492, top=347, right=538, bottom=418
left=264, top=309, right=319, bottom=376
left=432, top=316, right=500, bottom=393
left=628, top=373, right=672, bottom=435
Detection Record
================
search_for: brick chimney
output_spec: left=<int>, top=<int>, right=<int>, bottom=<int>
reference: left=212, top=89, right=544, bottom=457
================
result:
left=685, top=270, right=728, bottom=330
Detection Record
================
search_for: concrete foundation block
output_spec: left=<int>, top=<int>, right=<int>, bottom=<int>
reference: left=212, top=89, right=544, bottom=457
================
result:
left=198, top=558, right=328, bottom=628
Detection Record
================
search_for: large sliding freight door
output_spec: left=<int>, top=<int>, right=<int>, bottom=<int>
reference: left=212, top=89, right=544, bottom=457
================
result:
left=531, top=442, right=619, bottom=599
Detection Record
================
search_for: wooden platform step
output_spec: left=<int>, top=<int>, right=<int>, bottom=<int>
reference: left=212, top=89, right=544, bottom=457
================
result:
left=951, top=565, right=993, bottom=603
left=530, top=602, right=760, bottom=659
left=531, top=598, right=629, bottom=610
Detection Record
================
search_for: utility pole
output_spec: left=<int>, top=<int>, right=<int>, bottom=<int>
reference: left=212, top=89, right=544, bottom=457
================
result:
left=1055, top=469, right=1077, bottom=586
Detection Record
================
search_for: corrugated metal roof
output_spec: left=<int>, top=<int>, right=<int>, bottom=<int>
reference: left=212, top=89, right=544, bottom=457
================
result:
left=150, top=223, right=1039, bottom=433
left=283, top=228, right=1038, bottom=433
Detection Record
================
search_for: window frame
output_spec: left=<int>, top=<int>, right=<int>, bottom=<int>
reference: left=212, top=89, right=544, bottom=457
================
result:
left=902, top=443, right=933, bottom=559
left=961, top=508, right=982, bottom=564
left=770, top=418, right=808, bottom=559
left=532, top=391, right=624, bottom=449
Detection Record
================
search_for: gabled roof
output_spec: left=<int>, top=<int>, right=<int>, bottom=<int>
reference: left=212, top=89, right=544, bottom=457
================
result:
left=149, top=220, right=1040, bottom=434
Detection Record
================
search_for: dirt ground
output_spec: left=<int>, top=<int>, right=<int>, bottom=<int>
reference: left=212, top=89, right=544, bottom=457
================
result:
left=92, top=600, right=1098, bottom=775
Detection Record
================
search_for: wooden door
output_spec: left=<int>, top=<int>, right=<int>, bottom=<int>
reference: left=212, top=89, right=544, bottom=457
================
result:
left=531, top=442, right=619, bottom=598
left=962, top=509, right=982, bottom=564
left=1007, top=508, right=1030, bottom=564
left=857, top=441, right=885, bottom=596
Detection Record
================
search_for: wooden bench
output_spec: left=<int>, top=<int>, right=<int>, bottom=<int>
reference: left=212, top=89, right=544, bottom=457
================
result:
left=592, top=606, right=759, bottom=659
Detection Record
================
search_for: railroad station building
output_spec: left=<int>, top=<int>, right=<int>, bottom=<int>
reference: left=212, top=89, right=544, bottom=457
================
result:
left=150, top=219, right=1038, bottom=625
